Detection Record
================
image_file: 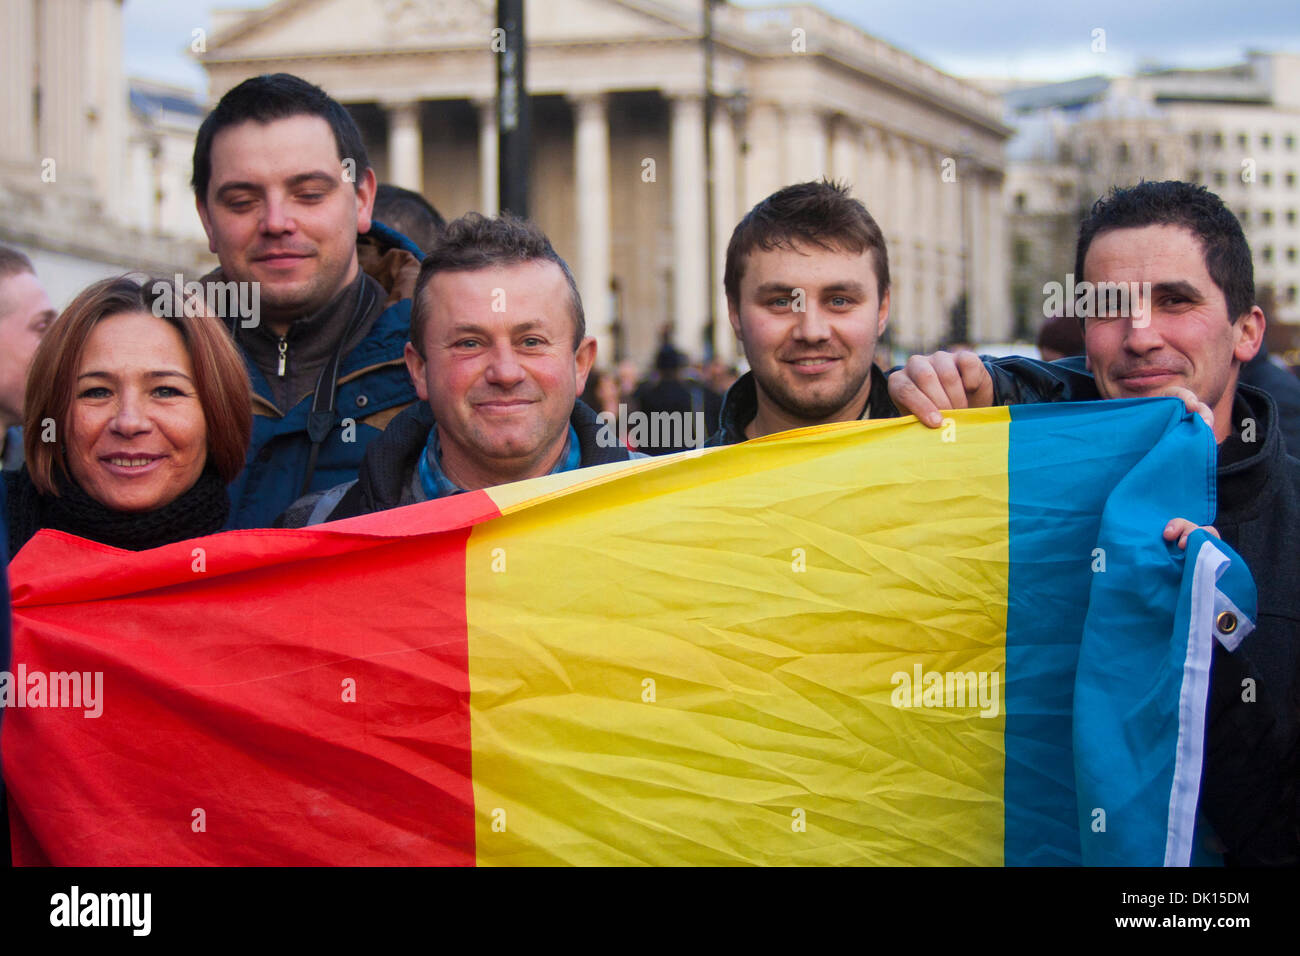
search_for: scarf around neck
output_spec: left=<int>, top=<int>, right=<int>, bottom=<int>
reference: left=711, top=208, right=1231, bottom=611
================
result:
left=6, top=463, right=229, bottom=557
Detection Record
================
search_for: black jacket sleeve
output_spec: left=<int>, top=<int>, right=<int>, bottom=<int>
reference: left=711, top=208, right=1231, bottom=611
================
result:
left=985, top=354, right=1102, bottom=405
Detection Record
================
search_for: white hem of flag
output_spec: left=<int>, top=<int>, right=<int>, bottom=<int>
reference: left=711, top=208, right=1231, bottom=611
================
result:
left=1164, top=541, right=1227, bottom=867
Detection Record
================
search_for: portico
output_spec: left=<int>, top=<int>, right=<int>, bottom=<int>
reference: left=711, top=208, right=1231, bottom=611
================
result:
left=200, top=0, right=1012, bottom=367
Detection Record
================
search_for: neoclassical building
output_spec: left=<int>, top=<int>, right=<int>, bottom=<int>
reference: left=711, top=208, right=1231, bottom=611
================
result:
left=0, top=0, right=213, bottom=305
left=1002, top=53, right=1300, bottom=336
left=202, top=0, right=1012, bottom=365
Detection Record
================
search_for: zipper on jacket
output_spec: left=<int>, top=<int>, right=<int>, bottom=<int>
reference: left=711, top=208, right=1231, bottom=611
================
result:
left=277, top=337, right=287, bottom=377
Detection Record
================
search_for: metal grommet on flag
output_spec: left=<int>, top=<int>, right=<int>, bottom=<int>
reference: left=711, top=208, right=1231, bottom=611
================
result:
left=1216, top=611, right=1238, bottom=635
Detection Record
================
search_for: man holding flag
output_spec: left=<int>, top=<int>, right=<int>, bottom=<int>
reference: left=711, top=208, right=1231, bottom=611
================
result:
left=889, top=180, right=1300, bottom=865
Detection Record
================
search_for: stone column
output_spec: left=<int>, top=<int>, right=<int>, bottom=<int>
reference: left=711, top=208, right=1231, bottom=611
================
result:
left=783, top=106, right=827, bottom=184
left=859, top=127, right=895, bottom=333
left=0, top=0, right=36, bottom=165
left=743, top=101, right=783, bottom=210
left=670, top=93, right=709, bottom=360
left=859, top=126, right=889, bottom=235
left=385, top=100, right=423, bottom=192
left=475, top=98, right=498, bottom=215
left=910, top=143, right=937, bottom=348
left=885, top=134, right=912, bottom=344
left=710, top=99, right=739, bottom=364
left=570, top=93, right=612, bottom=360
left=937, top=149, right=959, bottom=339
left=985, top=173, right=1010, bottom=341
left=86, top=0, right=126, bottom=220
left=965, top=167, right=986, bottom=343
left=38, top=0, right=85, bottom=180
left=829, top=117, right=859, bottom=189
left=945, top=155, right=968, bottom=340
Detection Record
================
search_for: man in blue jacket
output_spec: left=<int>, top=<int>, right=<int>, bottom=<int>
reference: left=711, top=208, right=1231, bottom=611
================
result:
left=192, top=73, right=422, bottom=528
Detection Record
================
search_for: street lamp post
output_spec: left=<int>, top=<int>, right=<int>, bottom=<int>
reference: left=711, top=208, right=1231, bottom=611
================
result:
left=497, top=0, right=530, bottom=218
left=702, top=0, right=718, bottom=361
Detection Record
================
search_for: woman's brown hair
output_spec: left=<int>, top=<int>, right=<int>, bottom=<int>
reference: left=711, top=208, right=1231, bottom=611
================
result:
left=23, top=275, right=253, bottom=495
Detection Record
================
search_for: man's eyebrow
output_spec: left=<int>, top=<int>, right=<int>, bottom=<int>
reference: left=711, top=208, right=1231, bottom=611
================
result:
left=285, top=171, right=338, bottom=189
left=213, top=181, right=263, bottom=200
left=1150, top=280, right=1205, bottom=300
left=753, top=282, right=800, bottom=295
left=753, top=281, right=867, bottom=295
left=508, top=319, right=545, bottom=333
left=445, top=319, right=546, bottom=338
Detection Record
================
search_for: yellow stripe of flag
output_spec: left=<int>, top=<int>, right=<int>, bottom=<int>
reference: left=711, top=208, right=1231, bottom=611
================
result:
left=467, top=409, right=1011, bottom=865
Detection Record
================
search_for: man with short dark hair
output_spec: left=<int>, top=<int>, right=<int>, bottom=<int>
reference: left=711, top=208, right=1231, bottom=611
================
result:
left=371, top=184, right=446, bottom=254
left=707, top=179, right=898, bottom=445
left=890, top=180, right=1299, bottom=865
left=279, top=213, right=640, bottom=525
left=192, top=73, right=423, bottom=529
left=0, top=247, right=55, bottom=473
left=1036, top=313, right=1085, bottom=363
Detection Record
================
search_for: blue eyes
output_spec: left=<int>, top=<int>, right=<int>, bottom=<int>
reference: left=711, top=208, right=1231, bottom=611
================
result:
left=767, top=296, right=854, bottom=309
left=454, top=338, right=547, bottom=349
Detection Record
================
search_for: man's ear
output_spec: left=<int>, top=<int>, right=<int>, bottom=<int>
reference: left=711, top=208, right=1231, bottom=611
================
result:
left=574, top=335, right=598, bottom=396
left=727, top=298, right=743, bottom=339
left=355, top=167, right=378, bottom=235
left=877, top=287, right=891, bottom=337
left=1233, top=306, right=1266, bottom=364
left=196, top=196, right=218, bottom=255
left=403, top=341, right=429, bottom=403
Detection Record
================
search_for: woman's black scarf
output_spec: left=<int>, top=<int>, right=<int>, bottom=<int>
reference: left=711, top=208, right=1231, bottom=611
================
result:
left=6, top=463, right=229, bottom=556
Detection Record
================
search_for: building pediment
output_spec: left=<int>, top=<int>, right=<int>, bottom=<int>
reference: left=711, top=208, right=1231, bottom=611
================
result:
left=204, top=0, right=695, bottom=60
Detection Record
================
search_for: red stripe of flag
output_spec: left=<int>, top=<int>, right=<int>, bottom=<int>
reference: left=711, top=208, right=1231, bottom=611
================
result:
left=4, top=490, right=498, bottom=865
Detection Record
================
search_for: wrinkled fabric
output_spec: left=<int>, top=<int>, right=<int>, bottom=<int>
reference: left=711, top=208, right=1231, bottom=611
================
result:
left=3, top=402, right=1246, bottom=865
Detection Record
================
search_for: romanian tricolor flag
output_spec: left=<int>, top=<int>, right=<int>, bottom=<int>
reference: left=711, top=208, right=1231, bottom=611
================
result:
left=2, top=399, right=1254, bottom=866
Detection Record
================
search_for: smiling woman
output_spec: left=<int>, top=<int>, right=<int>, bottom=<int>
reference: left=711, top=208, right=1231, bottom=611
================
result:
left=4, top=276, right=252, bottom=557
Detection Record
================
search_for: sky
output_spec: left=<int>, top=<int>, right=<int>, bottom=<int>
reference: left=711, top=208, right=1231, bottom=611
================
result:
left=123, top=0, right=1300, bottom=95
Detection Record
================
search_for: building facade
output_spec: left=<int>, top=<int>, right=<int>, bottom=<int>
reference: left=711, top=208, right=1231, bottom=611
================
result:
left=1001, top=52, right=1300, bottom=337
left=0, top=0, right=212, bottom=307
left=200, top=0, right=1012, bottom=367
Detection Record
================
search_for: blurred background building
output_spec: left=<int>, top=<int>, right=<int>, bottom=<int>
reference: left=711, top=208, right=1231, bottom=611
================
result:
left=194, top=0, right=1012, bottom=366
left=4, top=0, right=1295, bottom=370
left=0, top=0, right=211, bottom=304
left=998, top=51, right=1300, bottom=346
